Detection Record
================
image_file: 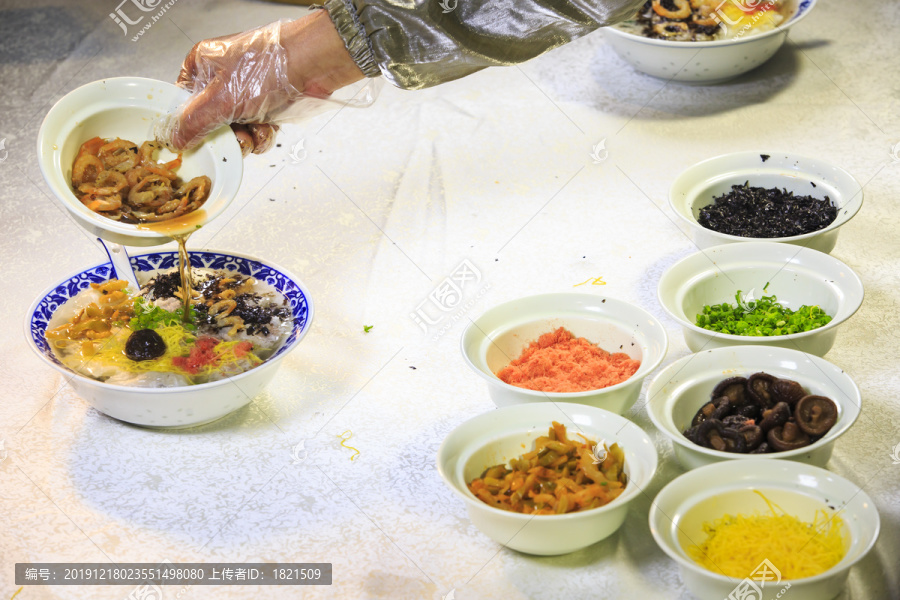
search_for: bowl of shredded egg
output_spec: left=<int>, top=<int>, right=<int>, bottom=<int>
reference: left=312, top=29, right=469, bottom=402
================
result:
left=603, top=0, right=817, bottom=83
left=649, top=459, right=879, bottom=600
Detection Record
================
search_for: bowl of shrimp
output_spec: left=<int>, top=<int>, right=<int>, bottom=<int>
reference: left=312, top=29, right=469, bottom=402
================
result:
left=603, top=0, right=816, bottom=84
left=37, top=77, right=243, bottom=246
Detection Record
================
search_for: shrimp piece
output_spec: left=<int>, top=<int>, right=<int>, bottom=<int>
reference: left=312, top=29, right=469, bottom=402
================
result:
left=125, top=166, right=152, bottom=188
left=72, top=154, right=104, bottom=187
left=78, top=170, right=127, bottom=196
left=178, top=175, right=211, bottom=207
left=128, top=175, right=173, bottom=207
left=85, top=194, right=123, bottom=213
left=653, top=20, right=691, bottom=37
left=653, top=0, right=692, bottom=20
left=76, top=137, right=106, bottom=160
left=209, top=299, right=237, bottom=317
left=154, top=196, right=188, bottom=216
left=145, top=164, right=179, bottom=181
left=138, top=141, right=181, bottom=176
left=98, top=138, right=138, bottom=173
left=220, top=315, right=244, bottom=337
left=693, top=2, right=719, bottom=26
left=137, top=141, right=162, bottom=166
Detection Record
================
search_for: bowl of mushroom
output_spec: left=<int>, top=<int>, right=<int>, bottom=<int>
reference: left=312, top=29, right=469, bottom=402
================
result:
left=647, top=345, right=859, bottom=470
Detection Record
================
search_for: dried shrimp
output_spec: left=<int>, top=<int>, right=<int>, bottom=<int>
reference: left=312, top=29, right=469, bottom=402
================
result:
left=71, top=136, right=212, bottom=223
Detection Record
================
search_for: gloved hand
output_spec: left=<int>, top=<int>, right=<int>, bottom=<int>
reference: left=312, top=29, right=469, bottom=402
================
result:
left=156, top=11, right=368, bottom=154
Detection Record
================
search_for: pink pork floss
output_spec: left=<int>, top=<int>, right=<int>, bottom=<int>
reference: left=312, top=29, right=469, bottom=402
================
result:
left=496, top=327, right=640, bottom=393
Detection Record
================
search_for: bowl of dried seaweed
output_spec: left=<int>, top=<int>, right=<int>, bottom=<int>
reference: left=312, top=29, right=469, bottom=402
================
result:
left=669, top=151, right=863, bottom=254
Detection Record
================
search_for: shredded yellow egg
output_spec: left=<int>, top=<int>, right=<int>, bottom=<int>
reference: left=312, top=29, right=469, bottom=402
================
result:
left=84, top=325, right=260, bottom=377
left=686, top=491, right=846, bottom=580
left=719, top=3, right=781, bottom=29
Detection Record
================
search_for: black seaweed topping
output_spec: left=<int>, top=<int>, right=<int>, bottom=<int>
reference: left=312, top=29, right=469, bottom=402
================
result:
left=697, top=181, right=837, bottom=238
left=145, top=271, right=188, bottom=299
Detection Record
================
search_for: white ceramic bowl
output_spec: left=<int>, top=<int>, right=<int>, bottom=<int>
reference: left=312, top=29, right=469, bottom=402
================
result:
left=437, top=402, right=658, bottom=555
left=461, top=293, right=668, bottom=414
left=37, top=77, right=243, bottom=246
left=649, top=460, right=880, bottom=600
left=647, top=345, right=860, bottom=470
left=26, top=249, right=313, bottom=428
left=669, top=151, right=863, bottom=253
left=657, top=242, right=863, bottom=356
left=603, top=0, right=816, bottom=84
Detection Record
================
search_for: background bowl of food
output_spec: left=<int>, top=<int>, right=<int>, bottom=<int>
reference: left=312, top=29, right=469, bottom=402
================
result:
left=657, top=242, right=863, bottom=356
left=26, top=249, right=313, bottom=428
left=37, top=77, right=243, bottom=247
left=647, top=345, right=860, bottom=470
left=603, top=0, right=817, bottom=84
left=649, top=459, right=879, bottom=600
left=437, top=402, right=658, bottom=555
left=461, top=293, right=668, bottom=415
left=669, top=151, right=863, bottom=254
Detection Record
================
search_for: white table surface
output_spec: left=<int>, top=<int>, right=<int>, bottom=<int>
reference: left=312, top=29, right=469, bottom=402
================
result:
left=1, top=0, right=898, bottom=598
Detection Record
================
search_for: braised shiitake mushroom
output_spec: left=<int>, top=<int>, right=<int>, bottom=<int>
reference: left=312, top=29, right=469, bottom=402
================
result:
left=711, top=376, right=748, bottom=408
left=758, top=402, right=791, bottom=433
left=771, top=378, right=806, bottom=406
left=747, top=372, right=777, bottom=408
left=767, top=421, right=812, bottom=451
left=682, top=374, right=839, bottom=455
left=795, top=395, right=838, bottom=436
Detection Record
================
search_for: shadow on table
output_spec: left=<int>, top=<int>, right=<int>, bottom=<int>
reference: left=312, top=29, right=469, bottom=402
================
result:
left=590, top=39, right=830, bottom=121
left=0, top=6, right=98, bottom=64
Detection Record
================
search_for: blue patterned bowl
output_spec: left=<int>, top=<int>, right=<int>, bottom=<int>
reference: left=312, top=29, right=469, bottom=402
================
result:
left=26, top=250, right=313, bottom=428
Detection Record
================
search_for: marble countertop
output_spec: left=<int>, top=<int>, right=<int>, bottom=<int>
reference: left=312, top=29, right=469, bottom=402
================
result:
left=1, top=0, right=898, bottom=598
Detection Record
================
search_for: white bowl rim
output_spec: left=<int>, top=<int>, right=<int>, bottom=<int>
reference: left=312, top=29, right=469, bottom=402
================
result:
left=24, top=248, right=314, bottom=394
left=657, top=242, right=865, bottom=342
left=36, top=76, right=243, bottom=242
left=603, top=0, right=817, bottom=47
left=668, top=150, right=864, bottom=244
left=646, top=345, right=861, bottom=460
left=437, top=402, right=658, bottom=521
left=460, top=293, right=669, bottom=398
left=648, top=458, right=881, bottom=585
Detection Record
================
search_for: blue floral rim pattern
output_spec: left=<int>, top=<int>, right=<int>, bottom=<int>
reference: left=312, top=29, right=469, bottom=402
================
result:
left=795, top=0, right=812, bottom=20
left=30, top=251, right=311, bottom=367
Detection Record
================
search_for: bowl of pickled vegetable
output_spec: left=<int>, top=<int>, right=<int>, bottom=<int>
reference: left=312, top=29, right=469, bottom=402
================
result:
left=437, top=402, right=657, bottom=555
left=647, top=345, right=860, bottom=470
left=649, top=460, right=879, bottom=600
left=669, top=152, right=863, bottom=254
left=657, top=242, right=863, bottom=356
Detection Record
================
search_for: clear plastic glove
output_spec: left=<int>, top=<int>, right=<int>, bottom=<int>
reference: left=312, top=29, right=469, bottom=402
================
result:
left=156, top=12, right=376, bottom=154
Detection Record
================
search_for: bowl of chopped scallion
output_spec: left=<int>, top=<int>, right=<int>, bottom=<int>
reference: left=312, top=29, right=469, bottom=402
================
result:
left=657, top=242, right=863, bottom=356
